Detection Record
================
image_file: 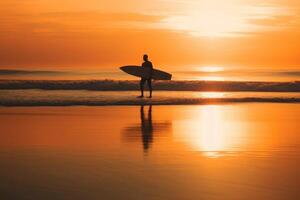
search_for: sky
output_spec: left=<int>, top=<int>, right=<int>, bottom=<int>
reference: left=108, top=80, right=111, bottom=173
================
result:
left=0, top=0, right=299, bottom=70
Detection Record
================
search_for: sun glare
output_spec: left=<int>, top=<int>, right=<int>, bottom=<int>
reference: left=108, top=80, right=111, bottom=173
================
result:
left=162, top=1, right=248, bottom=37
left=161, top=1, right=291, bottom=37
left=174, top=106, right=248, bottom=158
left=199, top=66, right=224, bottom=72
left=199, top=106, right=224, bottom=157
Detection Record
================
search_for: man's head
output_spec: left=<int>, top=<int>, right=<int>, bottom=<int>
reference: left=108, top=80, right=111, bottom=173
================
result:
left=143, top=54, right=148, bottom=61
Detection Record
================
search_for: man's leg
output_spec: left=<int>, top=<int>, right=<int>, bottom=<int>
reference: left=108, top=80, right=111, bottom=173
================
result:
left=139, top=79, right=145, bottom=97
left=147, top=79, right=152, bottom=98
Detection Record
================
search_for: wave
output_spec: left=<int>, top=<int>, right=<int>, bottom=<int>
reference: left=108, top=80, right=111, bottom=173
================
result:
left=0, top=90, right=299, bottom=106
left=0, top=69, right=67, bottom=76
left=0, top=80, right=299, bottom=92
left=2, top=69, right=300, bottom=77
left=178, top=70, right=300, bottom=77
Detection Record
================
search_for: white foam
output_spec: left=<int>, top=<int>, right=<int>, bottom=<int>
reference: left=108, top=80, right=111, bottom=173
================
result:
left=0, top=90, right=299, bottom=106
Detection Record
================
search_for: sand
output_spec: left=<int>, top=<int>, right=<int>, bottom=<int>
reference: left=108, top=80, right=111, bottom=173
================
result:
left=0, top=104, right=300, bottom=199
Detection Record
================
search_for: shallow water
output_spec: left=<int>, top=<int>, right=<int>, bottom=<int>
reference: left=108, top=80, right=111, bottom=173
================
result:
left=1, top=90, right=300, bottom=106
left=0, top=104, right=300, bottom=199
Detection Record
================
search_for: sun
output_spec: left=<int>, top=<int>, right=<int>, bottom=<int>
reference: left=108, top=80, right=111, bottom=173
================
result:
left=162, top=1, right=251, bottom=37
left=161, top=1, right=291, bottom=37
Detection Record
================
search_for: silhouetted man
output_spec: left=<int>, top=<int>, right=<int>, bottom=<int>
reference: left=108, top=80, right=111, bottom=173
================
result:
left=138, top=54, right=153, bottom=98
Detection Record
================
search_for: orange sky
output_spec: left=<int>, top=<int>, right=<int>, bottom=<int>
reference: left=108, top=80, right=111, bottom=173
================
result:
left=0, top=0, right=299, bottom=70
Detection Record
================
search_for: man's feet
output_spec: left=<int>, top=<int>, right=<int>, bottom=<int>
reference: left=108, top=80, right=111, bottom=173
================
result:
left=148, top=95, right=152, bottom=98
left=137, top=95, right=144, bottom=98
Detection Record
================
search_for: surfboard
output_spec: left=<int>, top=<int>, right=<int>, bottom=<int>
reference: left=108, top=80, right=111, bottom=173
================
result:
left=120, top=65, right=172, bottom=80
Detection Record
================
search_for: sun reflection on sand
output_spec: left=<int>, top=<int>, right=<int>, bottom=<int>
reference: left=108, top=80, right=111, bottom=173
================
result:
left=198, top=106, right=225, bottom=157
left=174, top=105, right=248, bottom=158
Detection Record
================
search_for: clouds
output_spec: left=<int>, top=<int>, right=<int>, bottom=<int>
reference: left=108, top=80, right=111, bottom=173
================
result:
left=0, top=0, right=299, bottom=35
left=0, top=9, right=167, bottom=34
left=0, top=0, right=299, bottom=69
left=160, top=2, right=299, bottom=37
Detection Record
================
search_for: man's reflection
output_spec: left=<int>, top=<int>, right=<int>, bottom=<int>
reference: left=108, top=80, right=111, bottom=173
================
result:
left=122, top=105, right=171, bottom=154
left=140, top=105, right=153, bottom=152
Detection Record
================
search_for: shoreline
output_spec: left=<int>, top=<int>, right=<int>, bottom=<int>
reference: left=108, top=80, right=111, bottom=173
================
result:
left=1, top=98, right=300, bottom=107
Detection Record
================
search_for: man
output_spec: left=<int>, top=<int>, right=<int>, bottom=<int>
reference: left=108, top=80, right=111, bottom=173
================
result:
left=138, top=54, right=153, bottom=98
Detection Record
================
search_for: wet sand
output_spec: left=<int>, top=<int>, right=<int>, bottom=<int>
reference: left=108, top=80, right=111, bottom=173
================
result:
left=0, top=104, right=300, bottom=199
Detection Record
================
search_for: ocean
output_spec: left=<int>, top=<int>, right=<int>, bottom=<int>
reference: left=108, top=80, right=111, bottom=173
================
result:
left=0, top=67, right=299, bottom=106
left=0, top=68, right=300, bottom=81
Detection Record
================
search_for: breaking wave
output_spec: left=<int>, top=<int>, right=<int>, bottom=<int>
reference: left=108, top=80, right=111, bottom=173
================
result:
left=0, top=90, right=299, bottom=106
left=0, top=80, right=299, bottom=92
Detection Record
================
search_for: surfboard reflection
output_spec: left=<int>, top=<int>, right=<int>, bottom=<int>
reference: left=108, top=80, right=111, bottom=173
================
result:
left=122, top=105, right=171, bottom=153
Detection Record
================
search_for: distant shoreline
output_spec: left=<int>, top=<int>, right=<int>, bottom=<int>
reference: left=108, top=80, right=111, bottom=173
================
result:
left=0, top=79, right=299, bottom=92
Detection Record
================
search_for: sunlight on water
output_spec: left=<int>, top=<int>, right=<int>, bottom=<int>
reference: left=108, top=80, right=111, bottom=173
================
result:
left=198, top=66, right=224, bottom=72
left=173, top=105, right=247, bottom=158
left=198, top=92, right=225, bottom=98
left=198, top=106, right=228, bottom=157
left=198, top=76, right=225, bottom=81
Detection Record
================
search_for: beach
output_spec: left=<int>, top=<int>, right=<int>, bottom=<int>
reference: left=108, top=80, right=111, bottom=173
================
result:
left=1, top=104, right=300, bottom=200
left=1, top=0, right=300, bottom=199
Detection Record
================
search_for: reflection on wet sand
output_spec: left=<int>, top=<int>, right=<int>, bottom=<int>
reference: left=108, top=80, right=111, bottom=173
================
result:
left=174, top=105, right=251, bottom=157
left=140, top=105, right=153, bottom=151
left=1, top=105, right=300, bottom=199
left=122, top=105, right=172, bottom=153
